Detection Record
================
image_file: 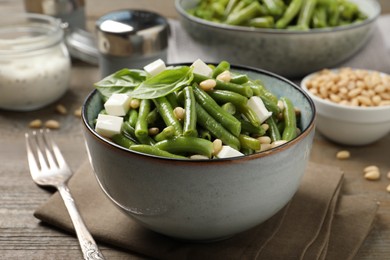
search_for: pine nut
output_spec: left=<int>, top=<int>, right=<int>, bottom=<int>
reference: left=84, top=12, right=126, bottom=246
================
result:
left=336, top=150, right=350, bottom=160
left=364, top=165, right=379, bottom=173
left=216, top=70, right=231, bottom=82
left=212, top=139, right=223, bottom=155
left=130, top=99, right=140, bottom=109
left=259, top=143, right=272, bottom=152
left=148, top=127, right=159, bottom=136
left=199, top=79, right=216, bottom=91
left=44, top=120, right=60, bottom=129
left=74, top=107, right=82, bottom=118
left=387, top=171, right=390, bottom=179
left=386, top=184, right=390, bottom=193
left=271, top=140, right=287, bottom=148
left=55, top=104, right=67, bottom=115
left=29, top=119, right=43, bottom=129
left=257, top=136, right=271, bottom=144
left=261, top=123, right=269, bottom=131
left=305, top=68, right=390, bottom=107
left=173, top=107, right=185, bottom=121
left=364, top=170, right=380, bottom=181
left=190, top=154, right=209, bottom=160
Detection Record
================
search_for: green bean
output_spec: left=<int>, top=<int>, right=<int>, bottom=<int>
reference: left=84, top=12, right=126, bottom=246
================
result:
left=230, top=73, right=249, bottom=84
left=237, top=103, right=260, bottom=127
left=193, top=85, right=241, bottom=137
left=297, top=0, right=317, bottom=29
left=266, top=116, right=281, bottom=142
left=135, top=99, right=151, bottom=138
left=154, top=136, right=214, bottom=158
left=122, top=121, right=136, bottom=138
left=275, top=0, right=303, bottom=29
left=280, top=97, right=297, bottom=141
left=199, top=128, right=212, bottom=141
left=183, top=86, right=198, bottom=137
left=212, top=60, right=230, bottom=78
left=146, top=108, right=159, bottom=125
left=166, top=92, right=180, bottom=109
left=122, top=121, right=155, bottom=145
left=259, top=95, right=280, bottom=115
left=193, top=73, right=253, bottom=97
left=277, top=120, right=285, bottom=134
left=327, top=0, right=340, bottom=27
left=154, top=125, right=175, bottom=142
left=339, top=1, right=359, bottom=21
left=196, top=103, right=241, bottom=150
left=128, top=109, right=138, bottom=128
left=247, top=16, right=274, bottom=28
left=241, top=147, right=254, bottom=156
left=226, top=1, right=264, bottom=25
left=312, top=5, right=327, bottom=28
left=230, top=0, right=246, bottom=15
left=111, top=133, right=135, bottom=148
left=239, top=134, right=261, bottom=150
left=244, top=81, right=261, bottom=96
left=153, top=96, right=183, bottom=136
left=130, top=144, right=188, bottom=159
left=224, top=0, right=239, bottom=17
left=240, top=119, right=266, bottom=136
left=207, top=89, right=248, bottom=107
left=221, top=102, right=237, bottom=115
left=263, top=0, right=285, bottom=16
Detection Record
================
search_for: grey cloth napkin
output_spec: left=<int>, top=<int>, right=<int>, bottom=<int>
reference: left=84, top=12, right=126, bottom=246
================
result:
left=34, top=161, right=378, bottom=259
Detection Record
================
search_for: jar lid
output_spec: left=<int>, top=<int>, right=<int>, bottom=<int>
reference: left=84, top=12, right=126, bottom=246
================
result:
left=96, top=10, right=169, bottom=57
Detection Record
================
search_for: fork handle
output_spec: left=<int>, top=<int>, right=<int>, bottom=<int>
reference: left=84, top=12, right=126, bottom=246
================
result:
left=58, top=184, right=105, bottom=260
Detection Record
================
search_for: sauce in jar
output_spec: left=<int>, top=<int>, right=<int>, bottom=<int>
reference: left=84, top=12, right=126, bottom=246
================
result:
left=0, top=13, right=71, bottom=111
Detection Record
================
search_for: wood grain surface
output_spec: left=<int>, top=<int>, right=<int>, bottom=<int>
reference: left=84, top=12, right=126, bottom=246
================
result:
left=1, top=1, right=390, bottom=259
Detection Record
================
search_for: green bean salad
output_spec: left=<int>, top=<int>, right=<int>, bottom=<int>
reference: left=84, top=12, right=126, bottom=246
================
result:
left=188, top=0, right=367, bottom=30
left=93, top=59, right=300, bottom=159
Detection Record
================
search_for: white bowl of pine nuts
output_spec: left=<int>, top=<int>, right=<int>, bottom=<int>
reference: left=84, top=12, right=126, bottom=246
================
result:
left=301, top=67, right=390, bottom=145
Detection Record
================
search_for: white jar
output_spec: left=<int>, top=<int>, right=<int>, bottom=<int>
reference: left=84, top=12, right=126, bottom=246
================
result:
left=0, top=13, right=71, bottom=111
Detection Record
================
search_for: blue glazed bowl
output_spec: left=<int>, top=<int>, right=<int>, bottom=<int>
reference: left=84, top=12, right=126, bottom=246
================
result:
left=175, top=0, right=381, bottom=78
left=82, top=64, right=316, bottom=241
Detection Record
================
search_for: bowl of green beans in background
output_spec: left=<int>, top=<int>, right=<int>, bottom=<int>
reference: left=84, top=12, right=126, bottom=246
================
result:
left=81, top=60, right=316, bottom=241
left=175, top=0, right=381, bottom=79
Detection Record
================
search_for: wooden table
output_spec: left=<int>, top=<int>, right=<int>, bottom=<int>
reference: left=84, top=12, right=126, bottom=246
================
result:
left=1, top=1, right=390, bottom=259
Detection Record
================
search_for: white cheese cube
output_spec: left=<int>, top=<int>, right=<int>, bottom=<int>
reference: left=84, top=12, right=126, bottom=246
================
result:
left=247, top=96, right=273, bottom=124
left=215, top=145, right=244, bottom=159
left=143, top=59, right=166, bottom=76
left=104, top=93, right=131, bottom=116
left=191, top=59, right=213, bottom=77
left=95, top=114, right=123, bottom=138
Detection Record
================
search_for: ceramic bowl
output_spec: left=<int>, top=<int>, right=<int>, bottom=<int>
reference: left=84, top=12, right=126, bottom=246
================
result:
left=82, top=65, right=316, bottom=241
left=301, top=69, right=390, bottom=146
left=175, top=0, right=381, bottom=78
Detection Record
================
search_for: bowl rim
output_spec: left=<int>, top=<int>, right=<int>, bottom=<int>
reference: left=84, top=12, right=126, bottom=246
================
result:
left=175, top=0, right=381, bottom=35
left=82, top=63, right=316, bottom=163
left=301, top=68, right=390, bottom=112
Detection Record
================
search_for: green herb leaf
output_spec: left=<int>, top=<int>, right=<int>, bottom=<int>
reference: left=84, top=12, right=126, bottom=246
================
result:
left=130, top=66, right=194, bottom=99
left=94, top=69, right=147, bottom=100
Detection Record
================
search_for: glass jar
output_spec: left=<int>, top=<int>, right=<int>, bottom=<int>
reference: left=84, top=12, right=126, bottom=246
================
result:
left=0, top=13, right=71, bottom=111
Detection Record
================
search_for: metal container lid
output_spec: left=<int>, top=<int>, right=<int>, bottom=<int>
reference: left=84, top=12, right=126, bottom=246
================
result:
left=96, top=10, right=169, bottom=57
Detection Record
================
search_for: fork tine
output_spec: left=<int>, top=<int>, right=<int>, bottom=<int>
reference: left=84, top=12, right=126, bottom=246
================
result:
left=46, top=129, right=68, bottom=170
left=34, top=130, right=50, bottom=172
left=25, top=132, right=40, bottom=175
left=41, top=129, right=59, bottom=169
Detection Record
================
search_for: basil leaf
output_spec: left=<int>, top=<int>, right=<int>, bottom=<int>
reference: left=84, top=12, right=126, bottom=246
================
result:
left=94, top=69, right=147, bottom=100
left=130, top=66, right=194, bottom=99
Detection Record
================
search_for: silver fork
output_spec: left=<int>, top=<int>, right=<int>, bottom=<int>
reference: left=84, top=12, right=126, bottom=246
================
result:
left=25, top=129, right=105, bottom=260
